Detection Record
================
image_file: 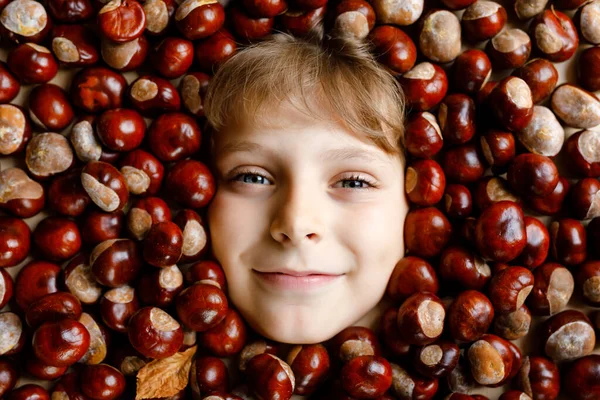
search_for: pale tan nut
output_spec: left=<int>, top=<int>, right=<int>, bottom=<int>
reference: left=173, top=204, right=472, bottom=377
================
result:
left=551, top=84, right=600, bottom=129
left=516, top=105, right=564, bottom=157
left=419, top=10, right=461, bottom=63
left=25, top=132, right=74, bottom=178
left=0, top=0, right=48, bottom=37
left=371, top=0, right=424, bottom=26
left=0, top=104, right=29, bottom=155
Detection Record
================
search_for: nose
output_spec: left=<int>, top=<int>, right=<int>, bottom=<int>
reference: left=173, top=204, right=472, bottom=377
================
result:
left=270, top=181, right=323, bottom=246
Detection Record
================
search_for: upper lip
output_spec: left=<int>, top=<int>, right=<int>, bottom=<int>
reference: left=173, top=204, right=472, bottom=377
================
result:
left=253, top=268, right=343, bottom=277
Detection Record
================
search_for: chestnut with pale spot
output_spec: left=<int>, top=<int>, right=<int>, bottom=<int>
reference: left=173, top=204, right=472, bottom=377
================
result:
left=540, top=309, right=596, bottom=362
left=486, top=29, right=531, bottom=70
left=551, top=84, right=600, bottom=129
left=462, top=1, right=507, bottom=42
left=78, top=312, right=108, bottom=365
left=513, top=58, right=558, bottom=104
left=527, top=262, right=574, bottom=316
left=81, top=161, right=129, bottom=212
left=246, top=353, right=295, bottom=400
left=565, top=130, right=600, bottom=177
left=26, top=133, right=74, bottom=180
left=0, top=312, right=24, bottom=356
left=63, top=254, right=103, bottom=305
left=468, top=334, right=513, bottom=386
left=128, top=307, right=184, bottom=359
left=90, top=238, right=143, bottom=288
left=0, top=104, right=30, bottom=155
left=447, top=290, right=495, bottom=342
left=332, top=0, right=376, bottom=40
left=176, top=282, right=228, bottom=332
left=418, top=10, right=461, bottom=63
left=371, top=0, right=423, bottom=25
left=175, top=0, right=225, bottom=40
left=494, top=305, right=531, bottom=340
left=397, top=292, right=445, bottom=346
left=389, top=362, right=439, bottom=399
left=516, top=106, right=563, bottom=157
left=404, top=111, right=443, bottom=158
left=398, top=62, right=448, bottom=111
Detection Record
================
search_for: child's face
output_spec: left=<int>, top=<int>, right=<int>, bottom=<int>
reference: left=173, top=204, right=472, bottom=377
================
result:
left=207, top=100, right=408, bottom=344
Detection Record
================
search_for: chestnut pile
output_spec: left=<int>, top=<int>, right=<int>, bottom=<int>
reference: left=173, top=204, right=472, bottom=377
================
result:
left=0, top=0, right=600, bottom=398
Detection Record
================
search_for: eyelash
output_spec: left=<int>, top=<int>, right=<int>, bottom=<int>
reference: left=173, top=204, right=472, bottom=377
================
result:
left=229, top=169, right=379, bottom=190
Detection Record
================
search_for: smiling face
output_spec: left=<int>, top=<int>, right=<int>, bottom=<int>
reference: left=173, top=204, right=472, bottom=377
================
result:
left=207, top=99, right=409, bottom=344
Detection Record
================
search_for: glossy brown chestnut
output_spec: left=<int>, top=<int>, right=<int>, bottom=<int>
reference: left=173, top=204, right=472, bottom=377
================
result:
left=278, top=6, right=324, bottom=38
left=443, top=184, right=472, bottom=218
left=33, top=216, right=82, bottom=262
left=526, top=176, right=570, bottom=216
left=380, top=307, right=411, bottom=361
left=119, top=149, right=164, bottom=196
left=486, top=28, right=531, bottom=70
left=51, top=24, right=100, bottom=67
left=508, top=153, right=559, bottom=198
left=0, top=216, right=30, bottom=268
left=143, top=221, right=183, bottom=267
left=176, top=282, right=228, bottom=331
left=576, top=261, right=600, bottom=307
left=97, top=0, right=146, bottom=42
left=0, top=62, right=20, bottom=104
left=142, top=0, right=176, bottom=36
left=540, top=309, right=596, bottom=362
left=529, top=9, right=578, bottom=62
left=397, top=292, right=445, bottom=345
left=516, top=216, right=550, bottom=270
left=5, top=384, right=50, bottom=400
left=7, top=43, right=58, bottom=84
left=550, top=218, right=587, bottom=266
left=452, top=49, right=492, bottom=95
left=229, top=3, right=275, bottom=40
left=70, top=67, right=127, bottom=113
left=441, top=143, right=485, bottom=184
left=47, top=0, right=94, bottom=22
left=551, top=84, right=600, bottom=129
left=467, top=334, right=514, bottom=386
left=91, top=238, right=143, bottom=287
left=328, top=326, right=381, bottom=364
left=96, top=108, right=146, bottom=152
left=473, top=176, right=519, bottom=212
left=24, top=358, right=67, bottom=389
left=386, top=256, right=438, bottom=303
left=447, top=290, right=494, bottom=342
left=175, top=0, right=225, bottom=40
left=0, top=358, right=19, bottom=397
left=0, top=269, right=13, bottom=308
left=151, top=36, right=194, bottom=79
left=128, top=76, right=181, bottom=115
left=475, top=200, right=526, bottom=262
left=404, top=207, right=452, bottom=258
left=488, top=266, right=534, bottom=314
left=137, top=265, right=183, bottom=307
left=490, top=76, right=534, bottom=131
left=173, top=209, right=208, bottom=263
left=179, top=71, right=210, bottom=117
left=100, top=285, right=140, bottom=333
left=246, top=353, right=295, bottom=400
left=127, top=196, right=171, bottom=241
left=438, top=94, right=476, bottom=145
left=413, top=340, right=460, bottom=379
left=243, top=0, right=287, bottom=17
left=26, top=132, right=74, bottom=180
left=527, top=262, right=574, bottom=316
left=100, top=35, right=149, bottom=72
left=388, top=362, right=439, bottom=399
left=404, top=112, right=443, bottom=158
left=398, top=62, right=448, bottom=112
left=565, top=130, right=600, bottom=177
left=14, top=260, right=61, bottom=312
left=589, top=217, right=600, bottom=260
left=340, top=355, right=392, bottom=398
left=128, top=306, right=184, bottom=359
left=513, top=58, right=558, bottom=104
left=439, top=246, right=491, bottom=291
left=569, top=178, right=600, bottom=220
left=368, top=25, right=416, bottom=74
left=198, top=307, right=247, bottom=357
left=284, top=344, right=330, bottom=396
left=81, top=161, right=129, bottom=212
left=80, top=363, right=126, bottom=400
left=28, top=83, right=74, bottom=132
left=516, top=356, right=560, bottom=400
left=166, top=159, right=216, bottom=209
left=48, top=169, right=91, bottom=217
left=80, top=209, right=124, bottom=245
left=147, top=112, right=201, bottom=162
left=190, top=355, right=229, bottom=396
left=563, top=354, right=600, bottom=400
left=418, top=9, right=461, bottom=63
left=25, top=291, right=82, bottom=328
left=32, top=319, right=91, bottom=367
left=462, top=1, right=507, bottom=42
left=405, top=159, right=446, bottom=206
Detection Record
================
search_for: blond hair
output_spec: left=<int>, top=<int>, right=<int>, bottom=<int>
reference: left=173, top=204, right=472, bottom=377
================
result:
left=203, top=26, right=406, bottom=160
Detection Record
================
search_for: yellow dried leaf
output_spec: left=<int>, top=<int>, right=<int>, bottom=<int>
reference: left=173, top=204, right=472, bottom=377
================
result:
left=136, top=346, right=197, bottom=399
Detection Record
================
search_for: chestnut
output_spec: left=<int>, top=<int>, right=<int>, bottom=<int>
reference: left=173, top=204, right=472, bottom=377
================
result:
left=128, top=306, right=184, bottom=359
left=0, top=0, right=51, bottom=44
left=447, top=290, right=494, bottom=342
left=70, top=67, right=127, bottom=113
left=90, top=238, right=143, bottom=287
left=527, top=262, right=575, bottom=315
left=513, top=58, right=558, bottom=104
left=404, top=207, right=452, bottom=258
left=514, top=0, right=548, bottom=20
left=246, top=353, right=295, bottom=400
left=467, top=334, right=513, bottom=386
left=576, top=261, right=600, bottom=307
left=147, top=112, right=202, bottom=162
left=25, top=357, right=68, bottom=380
left=48, top=169, right=91, bottom=217
left=184, top=260, right=227, bottom=289
left=526, top=176, right=570, bottom=216
left=488, top=266, right=534, bottom=314
left=340, top=355, right=392, bottom=398
left=152, top=37, right=194, bottom=79
left=405, top=159, right=446, bottom=206
left=565, top=130, right=600, bottom=177
left=96, top=108, right=146, bottom=152
left=386, top=256, right=439, bottom=303
left=516, top=106, right=564, bottom=158
left=0, top=358, right=19, bottom=397
left=516, top=356, right=560, bottom=400
left=438, top=94, right=476, bottom=145
left=475, top=201, right=526, bottom=262
left=473, top=176, right=519, bottom=212
left=81, top=161, right=129, bottom=212
left=51, top=24, right=99, bottom=67
left=529, top=9, right=578, bottom=62
left=540, top=309, right=596, bottom=362
left=166, top=159, right=216, bottom=209
left=508, top=153, right=559, bottom=198
left=439, top=246, right=491, bottom=291
left=551, top=84, right=600, bottom=129
left=127, top=196, right=171, bottom=241
left=33, top=216, right=82, bottom=262
left=368, top=25, right=416, bottom=74
left=417, top=9, right=461, bottom=63
left=413, top=340, right=460, bottom=378
left=0, top=104, right=31, bottom=156
left=77, top=312, right=109, bottom=365
left=143, top=221, right=183, bottom=267
left=27, top=83, right=74, bottom=132
left=452, top=49, right=492, bottom=95
left=462, top=1, right=507, bottom=42
left=388, top=362, right=439, bottom=399
left=7, top=43, right=58, bottom=84
left=379, top=307, right=411, bottom=360
left=331, top=0, right=376, bottom=40
left=199, top=307, right=247, bottom=357
left=398, top=62, right=448, bottom=112
left=0, top=312, right=24, bottom=356
left=175, top=0, right=225, bottom=40
left=119, top=149, right=164, bottom=196
left=486, top=29, right=531, bottom=70
left=80, top=209, right=124, bottom=246
left=5, top=384, right=50, bottom=400
left=32, top=319, right=91, bottom=367
left=0, top=269, right=13, bottom=309
left=404, top=112, right=443, bottom=158
left=371, top=0, right=423, bottom=25
left=329, top=326, right=381, bottom=363
left=190, top=355, right=230, bottom=396
left=494, top=305, right=531, bottom=340
left=516, top=216, right=550, bottom=270
left=14, top=260, right=61, bottom=312
left=128, top=76, right=181, bottom=116
left=26, top=132, right=74, bottom=180
left=100, top=285, right=140, bottom=333
left=176, top=282, right=228, bottom=331
left=142, top=0, right=176, bottom=36
left=441, top=143, right=485, bottom=184
left=80, top=363, right=126, bottom=400
left=97, top=0, right=146, bottom=42
left=569, top=178, right=600, bottom=220
left=550, top=219, right=587, bottom=266
left=444, top=184, right=473, bottom=218
left=179, top=72, right=210, bottom=117
left=25, top=292, right=82, bottom=328
left=397, top=292, right=445, bottom=346
left=0, top=167, right=43, bottom=217
left=278, top=6, right=323, bottom=38
left=173, top=209, right=208, bottom=263
left=284, top=345, right=330, bottom=396
left=563, top=354, right=600, bottom=400
left=100, top=35, right=149, bottom=72
left=0, top=216, right=30, bottom=268
left=137, top=264, right=184, bottom=307
left=490, top=76, right=534, bottom=131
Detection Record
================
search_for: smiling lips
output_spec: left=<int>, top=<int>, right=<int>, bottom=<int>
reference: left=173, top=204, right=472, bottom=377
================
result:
left=252, top=269, right=344, bottom=290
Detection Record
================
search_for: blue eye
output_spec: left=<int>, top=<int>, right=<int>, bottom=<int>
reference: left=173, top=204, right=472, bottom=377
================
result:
left=230, top=170, right=377, bottom=190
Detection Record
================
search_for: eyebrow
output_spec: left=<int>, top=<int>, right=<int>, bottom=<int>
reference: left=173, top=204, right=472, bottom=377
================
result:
left=218, top=140, right=385, bottom=164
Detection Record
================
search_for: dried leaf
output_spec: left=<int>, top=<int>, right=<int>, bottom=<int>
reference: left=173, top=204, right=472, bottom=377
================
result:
left=136, top=345, right=197, bottom=399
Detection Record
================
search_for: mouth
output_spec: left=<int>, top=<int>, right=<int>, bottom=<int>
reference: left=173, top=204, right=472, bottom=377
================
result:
left=252, top=269, right=344, bottom=277
left=252, top=269, right=344, bottom=291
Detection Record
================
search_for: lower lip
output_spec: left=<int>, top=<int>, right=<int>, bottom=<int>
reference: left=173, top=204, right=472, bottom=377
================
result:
left=253, top=270, right=343, bottom=290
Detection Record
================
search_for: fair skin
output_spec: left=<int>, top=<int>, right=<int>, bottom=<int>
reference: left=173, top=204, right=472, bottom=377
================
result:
left=206, top=97, right=408, bottom=394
